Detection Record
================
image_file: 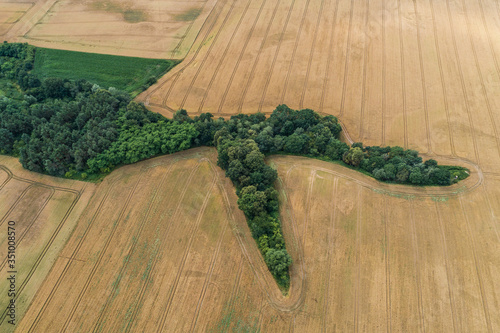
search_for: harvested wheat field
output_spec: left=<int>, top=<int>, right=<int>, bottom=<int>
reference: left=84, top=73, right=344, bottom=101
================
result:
left=0, top=155, right=95, bottom=333
left=139, top=0, right=500, bottom=167
left=2, top=0, right=218, bottom=59
left=12, top=148, right=499, bottom=332
left=0, top=1, right=36, bottom=37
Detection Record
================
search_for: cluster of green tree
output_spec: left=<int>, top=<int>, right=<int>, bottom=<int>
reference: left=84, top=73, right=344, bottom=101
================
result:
left=0, top=43, right=195, bottom=178
left=342, top=144, right=468, bottom=185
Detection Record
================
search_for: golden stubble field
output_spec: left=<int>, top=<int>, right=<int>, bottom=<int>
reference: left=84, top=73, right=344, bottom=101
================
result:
left=5, top=147, right=497, bottom=332
left=0, top=0, right=217, bottom=59
left=0, top=155, right=95, bottom=333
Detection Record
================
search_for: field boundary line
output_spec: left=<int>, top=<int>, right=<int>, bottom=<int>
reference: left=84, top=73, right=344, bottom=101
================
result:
left=237, top=0, right=283, bottom=114
left=434, top=201, right=457, bottom=333
left=279, top=0, right=311, bottom=106
left=156, top=172, right=217, bottom=332
left=59, top=173, right=145, bottom=332
left=381, top=0, right=386, bottom=146
left=458, top=195, right=493, bottom=332
left=198, top=0, right=252, bottom=113
left=0, top=165, right=13, bottom=190
left=0, top=187, right=55, bottom=268
left=318, top=0, right=340, bottom=114
left=178, top=0, right=237, bottom=111
left=299, top=0, right=325, bottom=109
left=321, top=177, right=337, bottom=333
left=91, top=162, right=174, bottom=333
left=170, top=0, right=212, bottom=58
left=0, top=187, right=81, bottom=325
left=259, top=0, right=297, bottom=113
left=123, top=160, right=203, bottom=332
left=140, top=0, right=225, bottom=105
left=409, top=200, right=425, bottom=333
left=217, top=0, right=268, bottom=113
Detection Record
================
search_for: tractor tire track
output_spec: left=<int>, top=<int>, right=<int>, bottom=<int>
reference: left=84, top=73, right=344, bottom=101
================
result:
left=434, top=201, right=457, bottom=333
left=397, top=0, right=408, bottom=149
left=321, top=177, right=337, bottom=333
left=338, top=0, right=354, bottom=118
left=458, top=195, right=493, bottom=332
left=91, top=163, right=174, bottom=333
left=155, top=174, right=217, bottom=332
left=123, top=161, right=203, bottom=333
left=427, top=0, right=457, bottom=157
left=58, top=173, right=145, bottom=332
left=299, top=0, right=325, bottom=110
left=197, top=0, right=252, bottom=113
left=413, top=0, right=433, bottom=155
left=217, top=0, right=268, bottom=113
left=318, top=0, right=340, bottom=113
left=358, top=0, right=369, bottom=142
left=279, top=0, right=312, bottom=106
left=353, top=186, right=361, bottom=333
left=383, top=195, right=392, bottom=333
left=444, top=0, right=481, bottom=165
left=178, top=0, right=237, bottom=111
left=259, top=0, right=297, bottom=113
left=409, top=200, right=425, bottom=333
left=237, top=0, right=282, bottom=114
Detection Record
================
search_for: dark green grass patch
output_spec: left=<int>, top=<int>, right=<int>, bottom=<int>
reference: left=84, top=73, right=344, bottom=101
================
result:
left=33, top=48, right=178, bottom=97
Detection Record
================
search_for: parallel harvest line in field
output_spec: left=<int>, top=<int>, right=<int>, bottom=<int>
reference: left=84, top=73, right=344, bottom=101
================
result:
left=427, top=0, right=457, bottom=157
left=259, top=0, right=297, bottom=113
left=25, top=179, right=113, bottom=331
left=458, top=196, right=493, bottom=332
left=0, top=187, right=55, bottom=268
left=91, top=163, right=174, bottom=333
left=157, top=0, right=225, bottom=106
left=0, top=189, right=81, bottom=325
left=434, top=201, right=457, bottom=332
left=358, top=0, right=369, bottom=141
left=383, top=196, right=392, bottom=333
left=321, top=178, right=337, bottom=333
left=381, top=0, right=386, bottom=146
left=59, top=174, right=144, bottom=332
left=397, top=0, right=408, bottom=149
left=299, top=0, right=324, bottom=109
left=170, top=0, right=211, bottom=58
left=353, top=186, right=361, bottom=333
left=155, top=171, right=216, bottom=330
left=444, top=0, right=480, bottom=164
left=413, top=0, right=432, bottom=155
left=187, top=167, right=230, bottom=332
left=338, top=0, right=354, bottom=118
left=0, top=184, right=38, bottom=227
left=279, top=0, right=311, bottom=107
left=217, top=0, right=267, bottom=113
left=197, top=0, right=252, bottom=113
left=460, top=0, right=500, bottom=158
left=124, top=161, right=202, bottom=333
left=318, top=0, right=340, bottom=113
left=238, top=0, right=282, bottom=114
left=409, top=200, right=425, bottom=332
left=178, top=0, right=236, bottom=111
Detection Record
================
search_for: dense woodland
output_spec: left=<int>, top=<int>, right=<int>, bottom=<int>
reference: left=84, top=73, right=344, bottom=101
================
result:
left=0, top=42, right=468, bottom=289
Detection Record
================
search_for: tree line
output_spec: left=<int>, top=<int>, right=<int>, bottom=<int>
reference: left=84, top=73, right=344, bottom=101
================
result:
left=0, top=43, right=468, bottom=289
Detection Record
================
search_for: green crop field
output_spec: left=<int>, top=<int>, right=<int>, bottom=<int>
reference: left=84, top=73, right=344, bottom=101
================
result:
left=33, top=48, right=177, bottom=96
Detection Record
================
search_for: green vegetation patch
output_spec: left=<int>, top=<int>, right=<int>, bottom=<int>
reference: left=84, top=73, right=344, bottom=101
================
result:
left=90, top=0, right=147, bottom=23
left=174, top=8, right=202, bottom=21
left=33, top=48, right=178, bottom=97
